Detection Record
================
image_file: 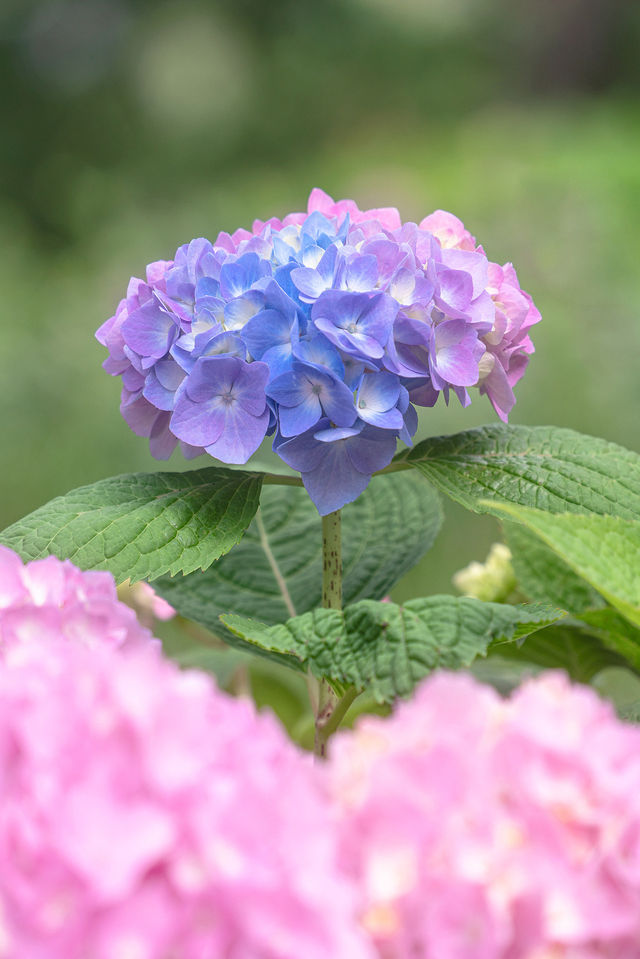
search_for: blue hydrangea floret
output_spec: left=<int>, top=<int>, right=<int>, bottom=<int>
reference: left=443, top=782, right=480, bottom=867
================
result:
left=97, top=189, right=540, bottom=514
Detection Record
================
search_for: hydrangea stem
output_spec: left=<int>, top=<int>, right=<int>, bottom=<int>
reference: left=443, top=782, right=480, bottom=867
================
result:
left=321, top=510, right=342, bottom=611
left=314, top=510, right=343, bottom=758
left=315, top=685, right=358, bottom=758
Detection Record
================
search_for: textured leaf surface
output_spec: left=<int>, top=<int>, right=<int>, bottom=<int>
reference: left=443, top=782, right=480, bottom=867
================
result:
left=504, top=521, right=604, bottom=613
left=490, top=503, right=640, bottom=629
left=222, top=598, right=562, bottom=702
left=402, top=425, right=640, bottom=519
left=155, top=472, right=442, bottom=637
left=0, top=468, right=263, bottom=583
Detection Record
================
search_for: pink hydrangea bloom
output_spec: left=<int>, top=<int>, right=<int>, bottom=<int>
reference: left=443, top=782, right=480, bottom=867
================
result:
left=136, top=582, right=175, bottom=621
left=306, top=186, right=403, bottom=231
left=0, top=546, right=153, bottom=654
left=328, top=672, right=640, bottom=958
left=0, top=638, right=373, bottom=959
left=480, top=261, right=540, bottom=421
left=420, top=209, right=477, bottom=251
left=118, top=580, right=176, bottom=628
left=421, top=209, right=540, bottom=421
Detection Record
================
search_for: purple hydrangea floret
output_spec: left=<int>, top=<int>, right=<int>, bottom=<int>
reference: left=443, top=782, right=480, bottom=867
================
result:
left=97, top=190, right=540, bottom=514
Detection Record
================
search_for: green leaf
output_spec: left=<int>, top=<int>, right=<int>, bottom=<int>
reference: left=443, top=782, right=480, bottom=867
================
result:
left=222, top=597, right=563, bottom=703
left=469, top=656, right=543, bottom=695
left=403, top=425, right=640, bottom=520
left=620, top=703, right=640, bottom=723
left=171, top=646, right=248, bottom=684
left=503, top=521, right=605, bottom=613
left=574, top=608, right=640, bottom=671
left=489, top=503, right=640, bottom=629
left=0, top=467, right=263, bottom=584
left=490, top=625, right=628, bottom=683
left=501, top=516, right=640, bottom=674
left=154, top=472, right=443, bottom=637
left=591, top=667, right=640, bottom=721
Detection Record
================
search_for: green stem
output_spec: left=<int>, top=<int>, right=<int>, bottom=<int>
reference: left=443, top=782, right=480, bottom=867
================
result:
left=314, top=510, right=344, bottom=758
left=371, top=458, right=412, bottom=476
left=262, top=473, right=304, bottom=487
left=321, top=510, right=342, bottom=610
left=314, top=686, right=359, bottom=757
left=314, top=681, right=336, bottom=758
left=261, top=461, right=412, bottom=487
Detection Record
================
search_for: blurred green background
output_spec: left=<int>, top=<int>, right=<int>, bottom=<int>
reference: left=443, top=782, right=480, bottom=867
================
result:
left=2, top=0, right=640, bottom=597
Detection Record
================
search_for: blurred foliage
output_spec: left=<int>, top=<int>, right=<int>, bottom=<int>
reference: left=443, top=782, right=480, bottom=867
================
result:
left=2, top=0, right=639, bottom=605
left=1, top=0, right=639, bottom=248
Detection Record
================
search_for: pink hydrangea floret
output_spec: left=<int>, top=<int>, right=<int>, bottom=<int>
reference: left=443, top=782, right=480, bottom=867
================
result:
left=0, top=637, right=373, bottom=959
left=118, top=580, right=176, bottom=628
left=0, top=545, right=153, bottom=654
left=422, top=210, right=540, bottom=420
left=328, top=671, right=640, bottom=958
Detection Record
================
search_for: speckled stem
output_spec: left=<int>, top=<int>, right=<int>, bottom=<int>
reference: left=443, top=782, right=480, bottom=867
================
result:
left=321, top=510, right=342, bottom=610
left=315, top=510, right=343, bottom=759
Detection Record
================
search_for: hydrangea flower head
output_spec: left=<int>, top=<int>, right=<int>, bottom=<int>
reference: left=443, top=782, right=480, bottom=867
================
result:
left=0, top=637, right=373, bottom=959
left=328, top=671, right=640, bottom=958
left=0, top=545, right=153, bottom=654
left=98, top=190, right=540, bottom=513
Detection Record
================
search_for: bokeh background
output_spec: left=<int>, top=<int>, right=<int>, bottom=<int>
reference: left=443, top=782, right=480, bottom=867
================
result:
left=2, top=0, right=640, bottom=596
